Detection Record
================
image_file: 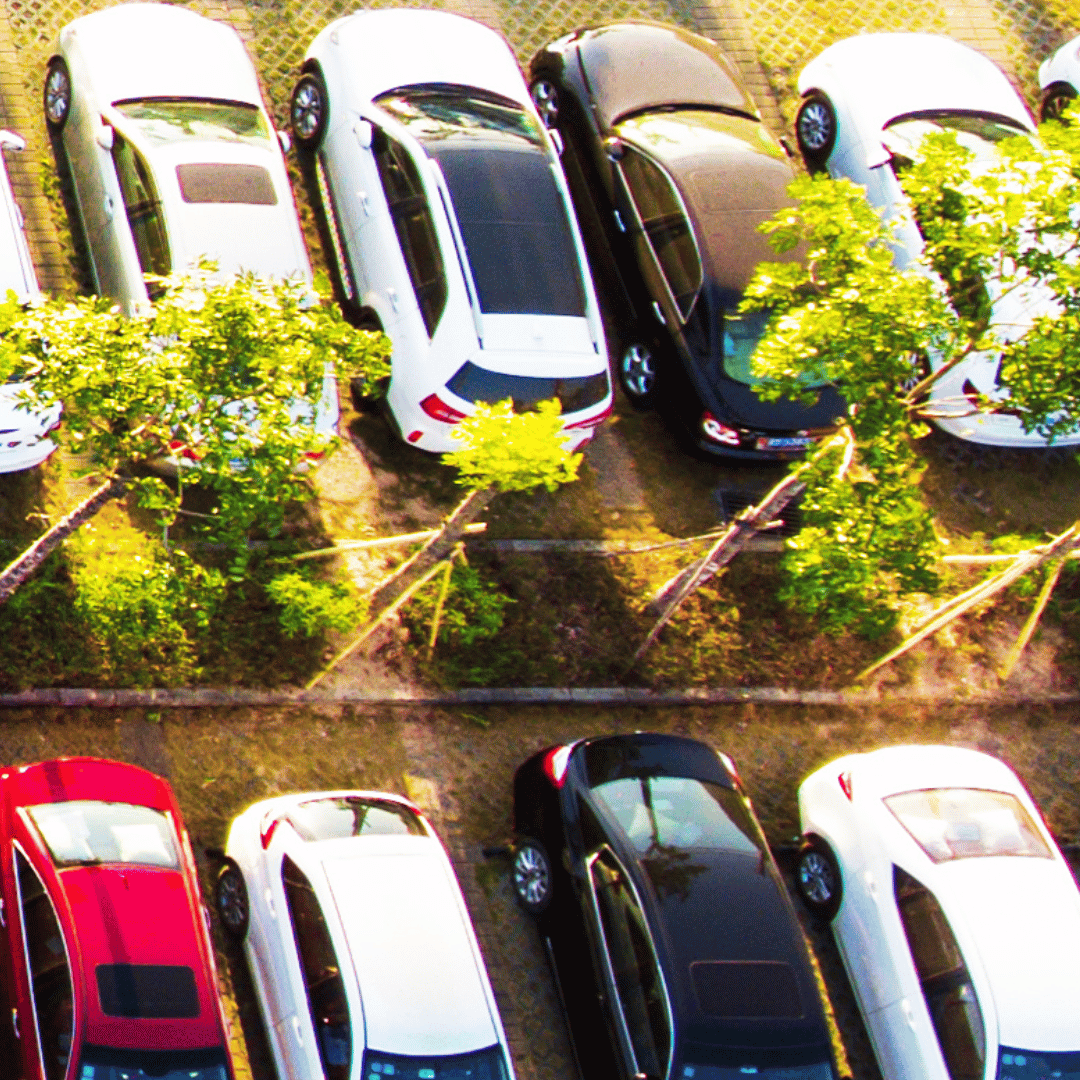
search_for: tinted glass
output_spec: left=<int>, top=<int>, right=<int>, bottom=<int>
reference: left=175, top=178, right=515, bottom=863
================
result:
left=999, top=1048, right=1080, bottom=1080
left=16, top=849, right=73, bottom=1080
left=287, top=797, right=424, bottom=842
left=427, top=142, right=585, bottom=317
left=691, top=961, right=802, bottom=1019
left=593, top=776, right=761, bottom=856
left=96, top=964, right=199, bottom=1019
left=619, top=147, right=702, bottom=319
left=678, top=1062, right=834, bottom=1080
left=28, top=801, right=178, bottom=868
left=377, top=88, right=545, bottom=148
left=112, top=136, right=170, bottom=282
left=115, top=100, right=273, bottom=149
left=590, top=850, right=670, bottom=1078
left=282, top=856, right=351, bottom=1080
left=78, top=1043, right=229, bottom=1080
left=885, top=789, right=1051, bottom=863
left=883, top=111, right=1027, bottom=163
left=446, top=362, right=609, bottom=414
left=177, top=163, right=277, bottom=205
left=362, top=1044, right=510, bottom=1080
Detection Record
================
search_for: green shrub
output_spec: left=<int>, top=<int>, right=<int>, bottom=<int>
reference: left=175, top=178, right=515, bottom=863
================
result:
left=266, top=571, right=365, bottom=638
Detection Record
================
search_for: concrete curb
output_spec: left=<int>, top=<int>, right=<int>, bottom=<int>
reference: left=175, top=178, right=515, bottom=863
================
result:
left=0, top=686, right=1077, bottom=709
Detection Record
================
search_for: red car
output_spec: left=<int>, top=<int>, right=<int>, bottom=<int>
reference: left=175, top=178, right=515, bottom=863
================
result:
left=0, top=758, right=234, bottom=1080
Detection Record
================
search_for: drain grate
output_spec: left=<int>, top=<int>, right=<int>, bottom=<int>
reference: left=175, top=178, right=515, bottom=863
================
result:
left=713, top=487, right=803, bottom=539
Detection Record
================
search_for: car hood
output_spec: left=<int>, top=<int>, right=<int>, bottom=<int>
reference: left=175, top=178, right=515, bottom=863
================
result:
left=59, top=3, right=261, bottom=108
left=312, top=9, right=529, bottom=110
left=0, top=382, right=61, bottom=433
left=574, top=21, right=757, bottom=129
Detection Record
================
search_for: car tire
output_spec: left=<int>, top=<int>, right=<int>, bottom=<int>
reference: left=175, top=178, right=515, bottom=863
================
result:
left=530, top=78, right=560, bottom=129
left=795, top=835, right=843, bottom=921
left=795, top=92, right=837, bottom=173
left=215, top=859, right=250, bottom=939
left=619, top=341, right=659, bottom=408
left=1040, top=82, right=1077, bottom=123
left=44, top=58, right=72, bottom=134
left=291, top=69, right=329, bottom=152
left=512, top=838, right=553, bottom=916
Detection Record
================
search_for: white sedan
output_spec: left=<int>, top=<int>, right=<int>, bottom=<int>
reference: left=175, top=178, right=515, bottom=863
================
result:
left=44, top=3, right=312, bottom=316
left=795, top=745, right=1080, bottom=1080
left=1039, top=36, right=1080, bottom=121
left=793, top=34, right=1076, bottom=450
left=215, top=790, right=517, bottom=1080
left=290, top=9, right=611, bottom=453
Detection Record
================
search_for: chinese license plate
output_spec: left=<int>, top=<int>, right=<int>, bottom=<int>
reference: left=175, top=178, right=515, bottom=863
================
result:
left=756, top=436, right=814, bottom=451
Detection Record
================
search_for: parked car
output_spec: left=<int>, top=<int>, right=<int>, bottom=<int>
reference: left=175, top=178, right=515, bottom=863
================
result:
left=289, top=9, right=612, bottom=453
left=793, top=33, right=1077, bottom=450
left=511, top=732, right=840, bottom=1080
left=0, top=757, right=235, bottom=1079
left=528, top=21, right=845, bottom=459
left=795, top=744, right=1080, bottom=1080
left=216, top=789, right=516, bottom=1080
left=43, top=3, right=312, bottom=317
left=1038, top=35, right=1080, bottom=120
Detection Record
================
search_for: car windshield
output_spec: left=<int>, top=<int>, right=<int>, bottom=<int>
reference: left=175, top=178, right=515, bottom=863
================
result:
left=286, top=796, right=425, bottom=842
left=998, top=1047, right=1080, bottom=1079
left=26, top=800, right=179, bottom=868
left=883, top=788, right=1052, bottom=863
left=376, top=86, right=545, bottom=147
left=721, top=303, right=772, bottom=384
left=882, top=111, right=1027, bottom=166
left=114, top=99, right=273, bottom=149
left=77, top=1043, right=229, bottom=1079
left=677, top=1059, right=835, bottom=1079
left=592, top=775, right=764, bottom=857
left=362, top=1044, right=510, bottom=1080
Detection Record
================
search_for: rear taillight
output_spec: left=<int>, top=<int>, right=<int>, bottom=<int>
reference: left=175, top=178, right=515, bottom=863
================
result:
left=259, top=812, right=281, bottom=849
left=45, top=418, right=61, bottom=434
left=420, top=394, right=467, bottom=424
left=838, top=771, right=853, bottom=801
left=961, top=379, right=980, bottom=406
left=168, top=439, right=205, bottom=462
left=303, top=450, right=325, bottom=461
left=542, top=745, right=572, bottom=787
left=564, top=405, right=612, bottom=431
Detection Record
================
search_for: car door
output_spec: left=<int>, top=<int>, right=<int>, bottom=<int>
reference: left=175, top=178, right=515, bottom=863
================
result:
left=0, top=809, right=29, bottom=1079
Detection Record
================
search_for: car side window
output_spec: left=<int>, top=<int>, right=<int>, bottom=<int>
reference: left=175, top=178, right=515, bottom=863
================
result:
left=589, top=849, right=671, bottom=1080
left=281, top=856, right=351, bottom=1080
left=618, top=146, right=702, bottom=322
left=894, top=866, right=985, bottom=1080
left=111, top=135, right=171, bottom=288
left=372, top=130, right=447, bottom=337
left=14, top=849, right=73, bottom=1080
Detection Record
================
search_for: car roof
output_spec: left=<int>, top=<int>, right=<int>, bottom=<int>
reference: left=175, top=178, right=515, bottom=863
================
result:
left=573, top=21, right=757, bottom=130
left=59, top=3, right=262, bottom=109
left=844, top=744, right=1026, bottom=800
left=319, top=834, right=500, bottom=1056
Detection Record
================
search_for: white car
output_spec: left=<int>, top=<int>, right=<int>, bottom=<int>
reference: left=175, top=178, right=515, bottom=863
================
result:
left=793, top=34, right=1077, bottom=450
left=289, top=9, right=612, bottom=453
left=1039, top=36, right=1080, bottom=121
left=0, top=130, right=61, bottom=473
left=44, top=3, right=313, bottom=316
left=215, top=790, right=517, bottom=1080
left=795, top=745, right=1080, bottom=1080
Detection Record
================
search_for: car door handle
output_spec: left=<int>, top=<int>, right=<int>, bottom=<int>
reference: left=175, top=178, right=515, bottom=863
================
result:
left=292, top=1015, right=303, bottom=1045
left=651, top=301, right=665, bottom=326
left=613, top=208, right=626, bottom=233
left=357, top=190, right=371, bottom=215
left=103, top=193, right=115, bottom=222
left=901, top=998, right=916, bottom=1029
left=11, top=1007, right=18, bottom=1039
left=388, top=287, right=400, bottom=313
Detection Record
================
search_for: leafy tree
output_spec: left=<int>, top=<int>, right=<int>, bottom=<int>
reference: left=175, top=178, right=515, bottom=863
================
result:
left=744, top=116, right=1080, bottom=635
left=0, top=269, right=390, bottom=603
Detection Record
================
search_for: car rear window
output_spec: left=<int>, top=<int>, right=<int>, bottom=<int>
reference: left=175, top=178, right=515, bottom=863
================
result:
left=79, top=1043, right=230, bottom=1080
left=177, top=162, right=277, bottom=204
left=427, top=142, right=586, bottom=317
left=446, top=362, right=609, bottom=415
left=884, top=788, right=1051, bottom=863
left=96, top=964, right=199, bottom=1018
left=691, top=960, right=802, bottom=1018
left=677, top=1060, right=835, bottom=1080
left=287, top=797, right=424, bottom=842
left=27, top=801, right=179, bottom=868
left=362, top=1043, right=511, bottom=1080
left=115, top=99, right=273, bottom=150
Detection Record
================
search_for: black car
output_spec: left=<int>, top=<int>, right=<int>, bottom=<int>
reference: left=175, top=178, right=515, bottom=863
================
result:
left=511, top=732, right=839, bottom=1080
left=529, top=22, right=845, bottom=459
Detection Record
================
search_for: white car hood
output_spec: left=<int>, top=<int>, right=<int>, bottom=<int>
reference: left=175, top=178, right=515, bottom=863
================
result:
left=799, top=34, right=1034, bottom=147
left=312, top=9, right=529, bottom=110
left=60, top=3, right=262, bottom=108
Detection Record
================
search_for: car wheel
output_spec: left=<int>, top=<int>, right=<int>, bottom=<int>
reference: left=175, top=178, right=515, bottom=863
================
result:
left=531, top=78, right=560, bottom=129
left=1040, top=82, right=1077, bottom=123
left=44, top=58, right=72, bottom=133
left=512, top=838, right=553, bottom=915
left=795, top=92, right=837, bottom=172
left=291, top=70, right=329, bottom=151
left=215, top=859, right=249, bottom=939
left=795, top=836, right=842, bottom=921
left=619, top=341, right=659, bottom=408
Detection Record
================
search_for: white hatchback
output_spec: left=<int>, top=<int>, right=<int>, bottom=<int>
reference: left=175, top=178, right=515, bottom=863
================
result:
left=290, top=9, right=612, bottom=453
left=793, top=34, right=1076, bottom=450
left=795, top=745, right=1080, bottom=1080
left=1039, top=35, right=1080, bottom=121
left=44, top=3, right=313, bottom=316
left=216, top=790, right=517, bottom=1080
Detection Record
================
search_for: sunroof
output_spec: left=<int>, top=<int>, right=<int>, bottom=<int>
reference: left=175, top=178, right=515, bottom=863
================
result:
left=177, top=162, right=276, bottom=205
left=691, top=960, right=803, bottom=1019
left=96, top=964, right=200, bottom=1019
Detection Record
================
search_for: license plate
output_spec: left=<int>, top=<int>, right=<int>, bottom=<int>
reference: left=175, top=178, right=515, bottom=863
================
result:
left=756, top=436, right=814, bottom=451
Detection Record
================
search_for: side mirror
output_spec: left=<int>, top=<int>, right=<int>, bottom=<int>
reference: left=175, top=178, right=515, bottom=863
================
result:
left=353, top=119, right=373, bottom=150
left=0, top=130, right=25, bottom=152
left=778, top=135, right=794, bottom=158
left=95, top=124, right=114, bottom=151
left=604, top=136, right=625, bottom=162
left=277, top=129, right=291, bottom=155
